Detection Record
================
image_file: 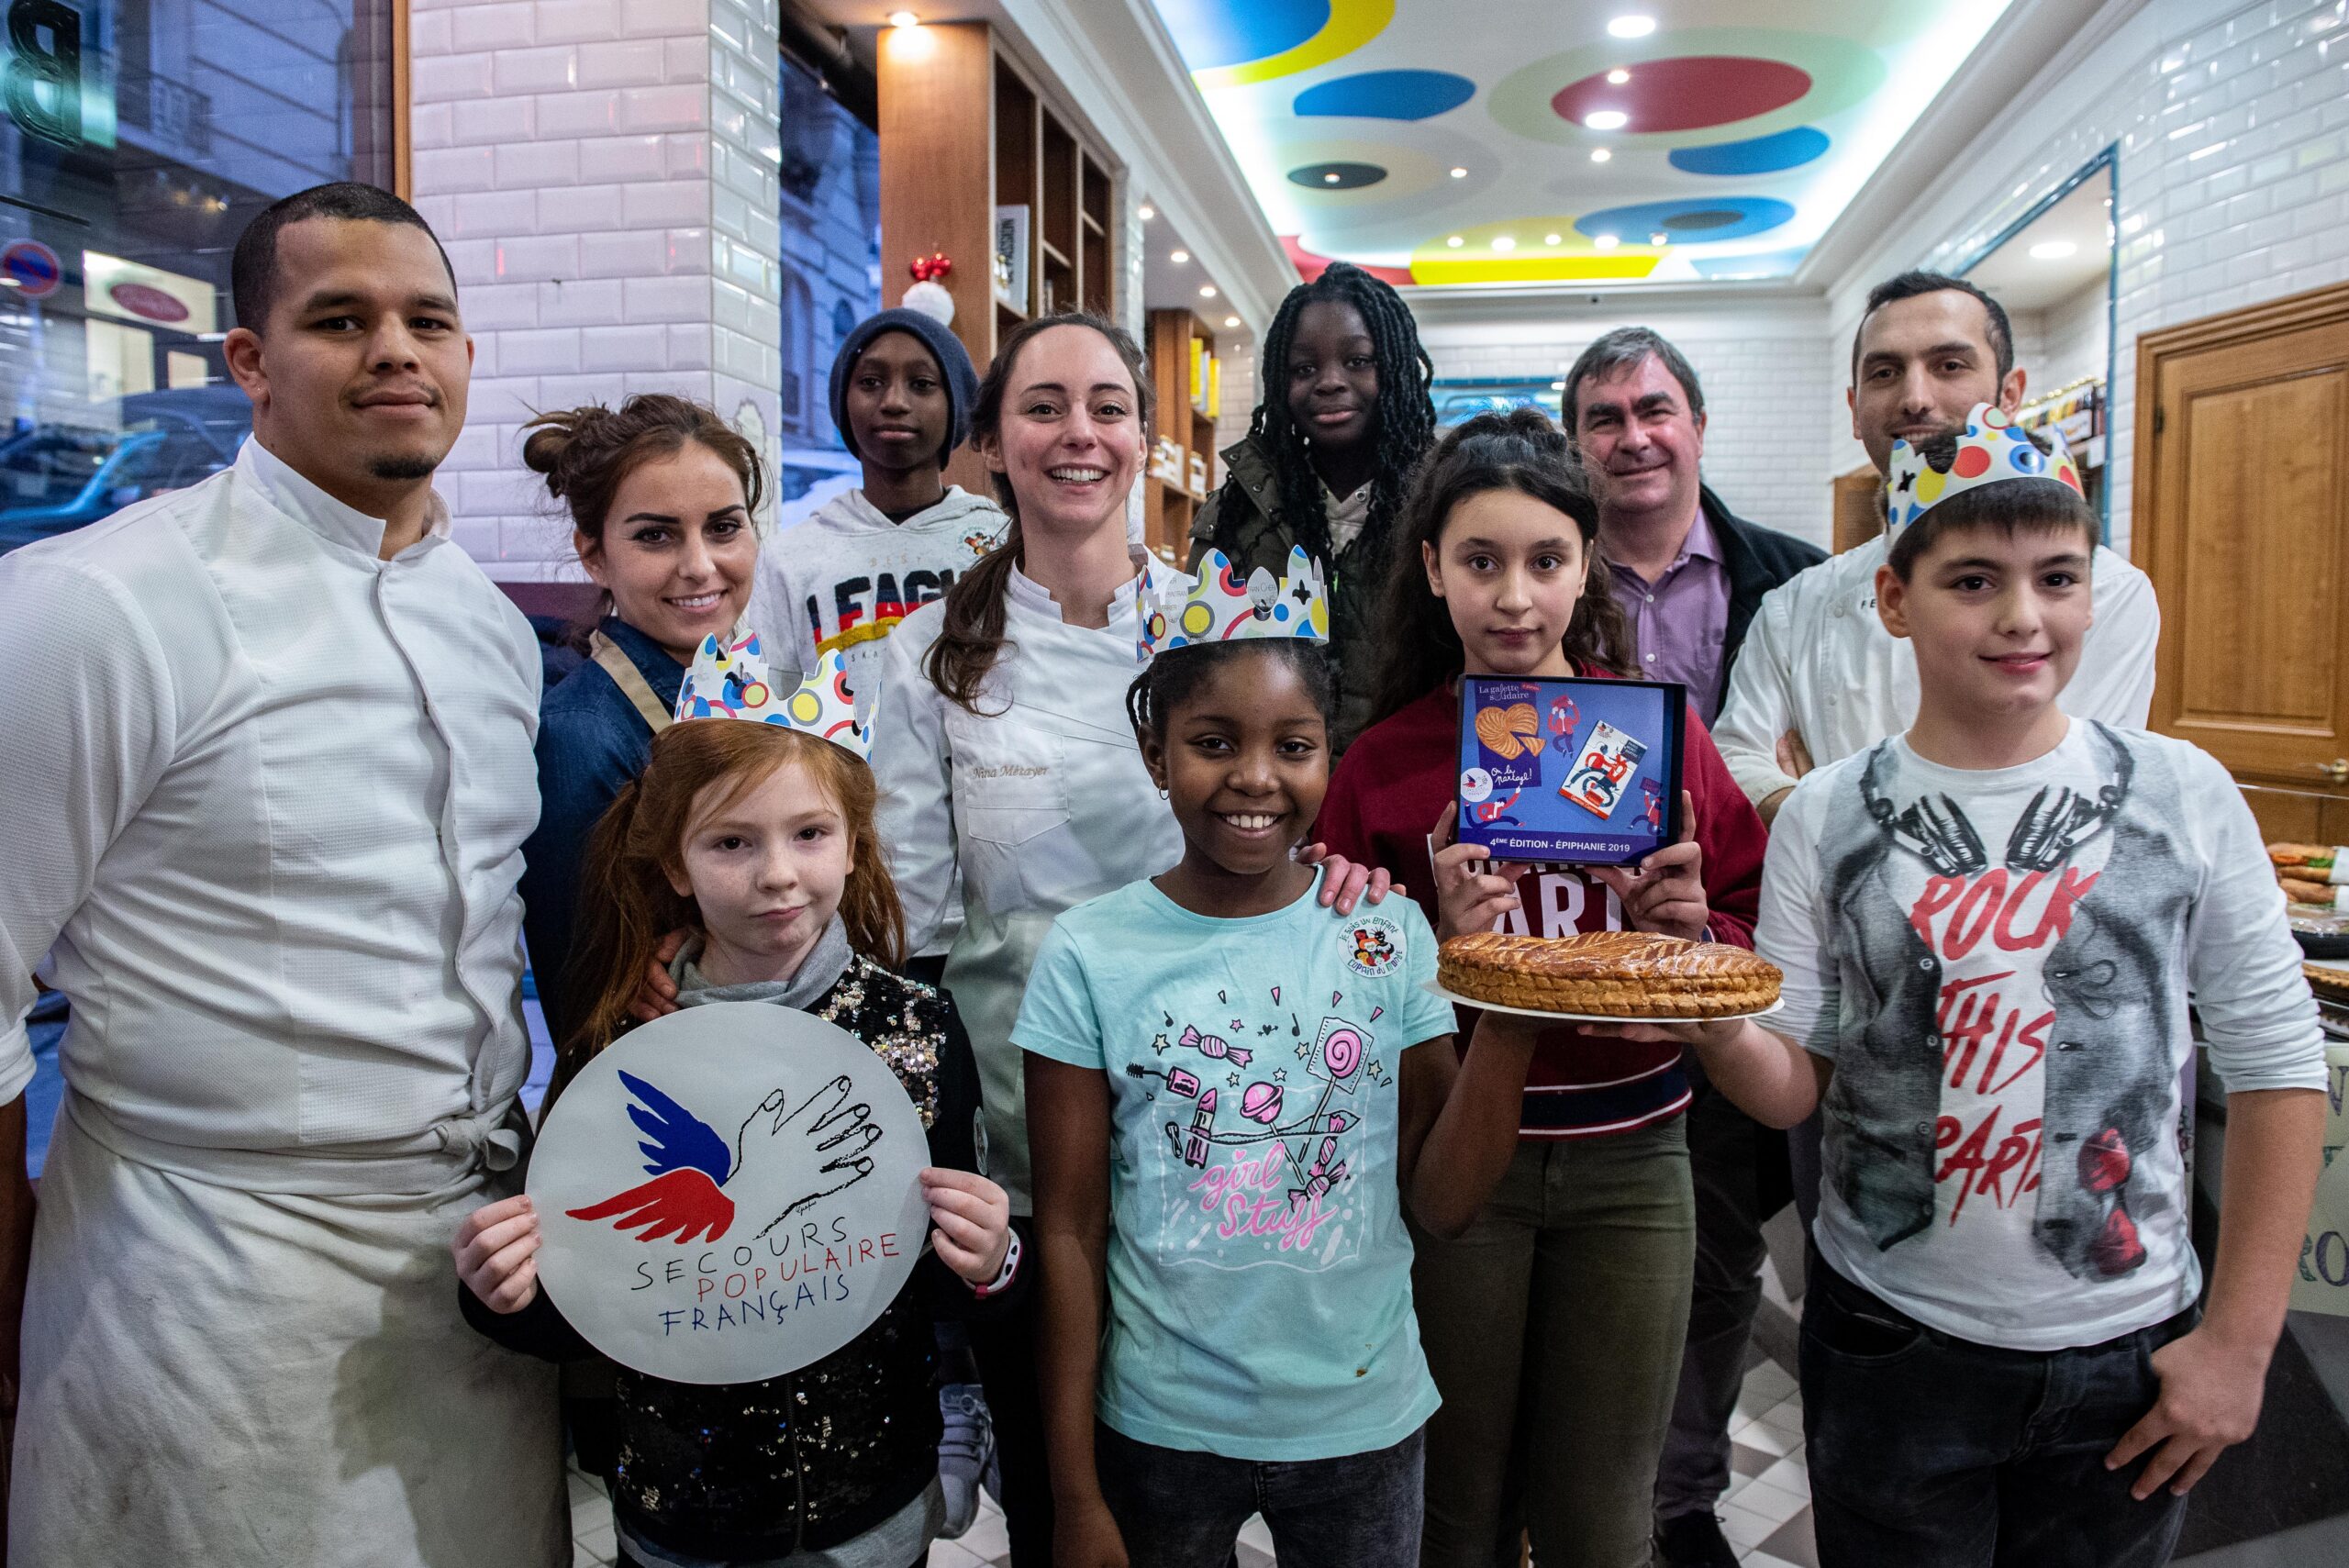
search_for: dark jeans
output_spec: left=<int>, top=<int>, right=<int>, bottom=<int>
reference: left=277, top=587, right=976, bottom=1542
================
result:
left=1655, top=1079, right=1775, bottom=1522
left=1801, top=1251, right=2193, bottom=1568
left=1095, top=1421, right=1426, bottom=1568
left=971, top=1218, right=1052, bottom=1568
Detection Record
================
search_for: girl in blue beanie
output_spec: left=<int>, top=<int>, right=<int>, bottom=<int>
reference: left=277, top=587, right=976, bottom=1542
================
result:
left=746, top=306, right=1008, bottom=708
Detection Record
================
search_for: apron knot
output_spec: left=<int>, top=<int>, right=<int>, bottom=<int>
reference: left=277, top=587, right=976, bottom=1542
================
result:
left=434, top=1110, right=523, bottom=1173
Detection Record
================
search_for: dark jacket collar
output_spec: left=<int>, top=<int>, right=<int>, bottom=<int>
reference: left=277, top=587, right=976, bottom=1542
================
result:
left=1698, top=484, right=1829, bottom=688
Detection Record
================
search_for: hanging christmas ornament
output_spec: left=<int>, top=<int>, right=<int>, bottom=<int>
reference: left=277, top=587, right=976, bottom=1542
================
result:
left=904, top=254, right=954, bottom=327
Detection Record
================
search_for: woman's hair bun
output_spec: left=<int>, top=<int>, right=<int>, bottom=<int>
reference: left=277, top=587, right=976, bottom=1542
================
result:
left=520, top=405, right=623, bottom=497
left=522, top=395, right=766, bottom=539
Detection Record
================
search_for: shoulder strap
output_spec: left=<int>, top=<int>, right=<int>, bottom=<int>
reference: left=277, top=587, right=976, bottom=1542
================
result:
left=589, top=630, right=673, bottom=734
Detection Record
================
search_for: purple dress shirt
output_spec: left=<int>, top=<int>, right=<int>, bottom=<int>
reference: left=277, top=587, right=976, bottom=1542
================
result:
left=1607, top=506, right=1731, bottom=723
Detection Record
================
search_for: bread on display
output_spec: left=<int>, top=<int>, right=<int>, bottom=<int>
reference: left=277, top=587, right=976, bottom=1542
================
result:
left=1437, top=930, right=1782, bottom=1018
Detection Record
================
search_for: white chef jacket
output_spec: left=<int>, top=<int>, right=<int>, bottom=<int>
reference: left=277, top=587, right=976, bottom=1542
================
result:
left=0, top=438, right=565, bottom=1567
left=0, top=438, right=541, bottom=1185
left=869, top=562, right=1187, bottom=1211
left=1711, top=536, right=2160, bottom=808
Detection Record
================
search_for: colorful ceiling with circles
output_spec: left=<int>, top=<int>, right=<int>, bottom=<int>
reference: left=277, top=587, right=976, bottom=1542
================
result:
left=1149, top=0, right=2017, bottom=288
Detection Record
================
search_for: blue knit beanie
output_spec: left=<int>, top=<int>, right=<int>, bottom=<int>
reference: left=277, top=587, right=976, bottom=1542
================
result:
left=828, top=307, right=981, bottom=464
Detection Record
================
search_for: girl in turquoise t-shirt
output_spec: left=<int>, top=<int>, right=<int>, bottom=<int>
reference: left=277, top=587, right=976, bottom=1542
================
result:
left=1017, top=633, right=1540, bottom=1568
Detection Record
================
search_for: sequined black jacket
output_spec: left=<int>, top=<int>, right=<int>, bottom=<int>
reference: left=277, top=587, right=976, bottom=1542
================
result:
left=462, top=959, right=1019, bottom=1561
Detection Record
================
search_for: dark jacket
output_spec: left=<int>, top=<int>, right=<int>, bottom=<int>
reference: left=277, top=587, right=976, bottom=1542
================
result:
left=1188, top=435, right=1390, bottom=749
left=462, top=959, right=1021, bottom=1560
left=519, top=617, right=682, bottom=1048
left=1701, top=484, right=1828, bottom=693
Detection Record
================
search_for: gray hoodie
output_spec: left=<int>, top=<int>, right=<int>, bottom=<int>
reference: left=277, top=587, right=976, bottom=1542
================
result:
left=744, top=485, right=1008, bottom=701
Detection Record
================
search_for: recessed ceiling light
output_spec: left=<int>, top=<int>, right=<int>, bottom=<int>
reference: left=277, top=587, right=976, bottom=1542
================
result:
left=1594, top=233, right=1620, bottom=250
left=2030, top=239, right=2079, bottom=260
left=1585, top=110, right=1628, bottom=131
left=1170, top=250, right=1189, bottom=263
left=1199, top=284, right=1218, bottom=297
left=1450, top=166, right=1469, bottom=178
left=1590, top=148, right=1612, bottom=163
left=1650, top=231, right=1669, bottom=245
left=1324, top=172, right=1341, bottom=183
left=1608, top=15, right=1656, bottom=39
left=1224, top=315, right=1240, bottom=328
left=1490, top=235, right=1516, bottom=251
left=1446, top=235, right=1464, bottom=248
left=1607, top=68, right=1631, bottom=84
left=1138, top=204, right=1155, bottom=221
left=886, top=10, right=919, bottom=27
left=1544, top=232, right=1563, bottom=245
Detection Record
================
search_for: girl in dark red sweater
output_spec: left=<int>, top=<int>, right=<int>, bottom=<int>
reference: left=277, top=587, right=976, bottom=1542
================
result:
left=1315, top=409, right=1767, bottom=1568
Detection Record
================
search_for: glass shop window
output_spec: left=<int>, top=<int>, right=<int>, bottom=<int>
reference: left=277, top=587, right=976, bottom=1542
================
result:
left=774, top=46, right=878, bottom=510
left=0, top=0, right=396, bottom=556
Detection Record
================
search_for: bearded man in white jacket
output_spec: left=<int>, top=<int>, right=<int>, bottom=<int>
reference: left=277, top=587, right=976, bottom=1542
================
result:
left=0, top=184, right=564, bottom=1565
left=1712, top=272, right=2159, bottom=825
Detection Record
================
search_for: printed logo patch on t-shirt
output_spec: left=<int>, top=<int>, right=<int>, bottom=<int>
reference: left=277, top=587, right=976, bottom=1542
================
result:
left=1344, top=916, right=1402, bottom=976
left=1132, top=986, right=1392, bottom=1272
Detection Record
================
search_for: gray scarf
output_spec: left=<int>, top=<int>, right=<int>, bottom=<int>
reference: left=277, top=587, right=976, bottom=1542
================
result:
left=669, top=916, right=856, bottom=1010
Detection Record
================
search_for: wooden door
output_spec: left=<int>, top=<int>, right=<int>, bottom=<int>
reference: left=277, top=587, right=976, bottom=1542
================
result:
left=2136, top=281, right=2349, bottom=843
left=1831, top=465, right=1883, bottom=553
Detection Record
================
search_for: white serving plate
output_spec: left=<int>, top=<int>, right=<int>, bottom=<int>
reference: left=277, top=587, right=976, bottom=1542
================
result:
left=1422, top=979, right=1786, bottom=1026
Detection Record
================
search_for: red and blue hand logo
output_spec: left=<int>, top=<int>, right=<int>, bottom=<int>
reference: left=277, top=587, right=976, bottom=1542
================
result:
left=565, top=1073, right=740, bottom=1244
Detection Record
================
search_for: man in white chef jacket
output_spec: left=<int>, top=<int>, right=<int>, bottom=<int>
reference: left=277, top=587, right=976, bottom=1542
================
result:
left=0, top=184, right=564, bottom=1565
left=1712, top=271, right=2160, bottom=825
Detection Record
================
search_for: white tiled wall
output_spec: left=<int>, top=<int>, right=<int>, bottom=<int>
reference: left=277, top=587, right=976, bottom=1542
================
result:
left=407, top=0, right=783, bottom=578
left=1826, top=0, right=2349, bottom=558
left=1419, top=305, right=1840, bottom=549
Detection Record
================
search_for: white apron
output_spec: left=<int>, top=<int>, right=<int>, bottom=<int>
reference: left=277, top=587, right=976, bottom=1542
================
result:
left=11, top=1099, right=567, bottom=1567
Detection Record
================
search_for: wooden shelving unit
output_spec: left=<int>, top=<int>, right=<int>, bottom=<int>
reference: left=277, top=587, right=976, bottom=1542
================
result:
left=1145, top=308, right=1223, bottom=564
left=877, top=23, right=1118, bottom=492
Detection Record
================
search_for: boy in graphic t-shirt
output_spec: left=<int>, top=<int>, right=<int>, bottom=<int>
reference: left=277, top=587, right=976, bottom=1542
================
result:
left=1626, top=405, right=2326, bottom=1568
left=746, top=306, right=1008, bottom=696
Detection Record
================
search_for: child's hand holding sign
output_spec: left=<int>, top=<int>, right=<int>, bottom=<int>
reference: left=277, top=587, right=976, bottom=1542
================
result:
left=1430, top=801, right=1531, bottom=941
left=1588, top=791, right=1708, bottom=941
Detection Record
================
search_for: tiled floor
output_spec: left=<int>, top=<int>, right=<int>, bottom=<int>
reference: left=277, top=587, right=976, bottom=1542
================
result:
left=1715, top=1358, right=1819, bottom=1568
left=568, top=1356, right=1820, bottom=1567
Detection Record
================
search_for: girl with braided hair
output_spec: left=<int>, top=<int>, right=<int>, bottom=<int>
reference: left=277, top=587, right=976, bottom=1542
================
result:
left=1188, top=261, right=1437, bottom=748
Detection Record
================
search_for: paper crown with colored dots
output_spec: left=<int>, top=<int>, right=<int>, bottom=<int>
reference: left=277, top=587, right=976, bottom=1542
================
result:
left=673, top=635, right=871, bottom=761
left=1139, top=547, right=1330, bottom=663
left=1886, top=402, right=2086, bottom=538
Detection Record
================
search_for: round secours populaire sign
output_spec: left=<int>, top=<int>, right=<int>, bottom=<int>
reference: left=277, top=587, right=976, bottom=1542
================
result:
left=527, top=1001, right=932, bottom=1385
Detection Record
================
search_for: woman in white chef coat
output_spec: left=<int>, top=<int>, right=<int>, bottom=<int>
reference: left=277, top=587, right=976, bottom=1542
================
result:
left=868, top=312, right=1384, bottom=1568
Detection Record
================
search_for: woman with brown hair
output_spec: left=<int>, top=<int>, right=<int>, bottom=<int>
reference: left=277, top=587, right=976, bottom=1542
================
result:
left=867, top=314, right=1389, bottom=1567
left=516, top=394, right=766, bottom=1048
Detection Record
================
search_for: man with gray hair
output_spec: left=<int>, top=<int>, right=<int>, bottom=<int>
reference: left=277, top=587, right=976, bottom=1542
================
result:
left=1564, top=326, right=1821, bottom=1568
left=1564, top=327, right=1823, bottom=724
